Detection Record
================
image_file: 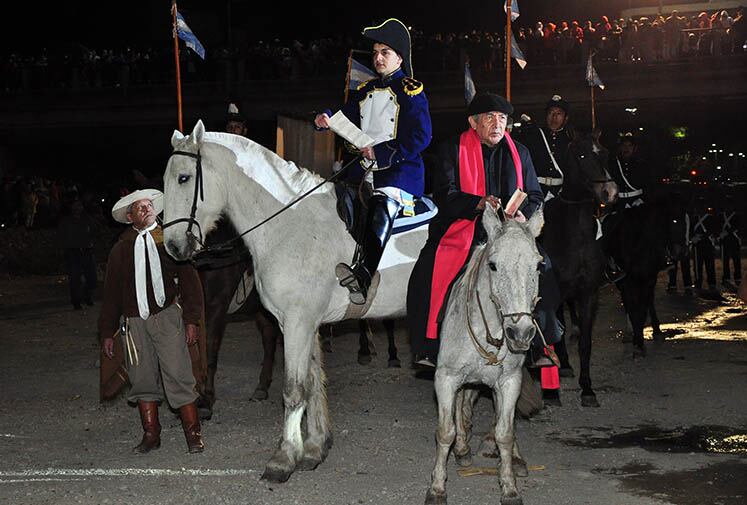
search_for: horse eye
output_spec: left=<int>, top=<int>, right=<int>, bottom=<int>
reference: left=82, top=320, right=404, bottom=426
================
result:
left=178, top=174, right=191, bottom=184
left=488, top=262, right=497, bottom=271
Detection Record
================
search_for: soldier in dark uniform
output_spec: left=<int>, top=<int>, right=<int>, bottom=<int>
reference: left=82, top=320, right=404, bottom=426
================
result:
left=225, top=102, right=248, bottom=136
left=608, top=132, right=651, bottom=208
left=514, top=94, right=573, bottom=200
left=314, top=18, right=432, bottom=305
left=666, top=192, right=694, bottom=294
left=719, top=197, right=742, bottom=287
left=691, top=201, right=718, bottom=291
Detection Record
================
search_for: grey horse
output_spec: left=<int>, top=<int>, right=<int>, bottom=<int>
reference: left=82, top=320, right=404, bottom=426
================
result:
left=426, top=205, right=544, bottom=505
left=162, top=121, right=428, bottom=483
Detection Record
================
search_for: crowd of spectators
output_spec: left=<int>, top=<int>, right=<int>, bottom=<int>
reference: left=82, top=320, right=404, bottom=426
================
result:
left=0, top=176, right=110, bottom=229
left=2, top=8, right=745, bottom=93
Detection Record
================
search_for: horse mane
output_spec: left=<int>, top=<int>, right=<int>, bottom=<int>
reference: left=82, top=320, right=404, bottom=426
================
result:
left=201, top=131, right=330, bottom=196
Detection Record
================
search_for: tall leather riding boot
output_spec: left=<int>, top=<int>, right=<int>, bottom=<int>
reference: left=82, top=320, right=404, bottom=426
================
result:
left=179, top=402, right=204, bottom=453
left=336, top=194, right=400, bottom=305
left=133, top=401, right=161, bottom=454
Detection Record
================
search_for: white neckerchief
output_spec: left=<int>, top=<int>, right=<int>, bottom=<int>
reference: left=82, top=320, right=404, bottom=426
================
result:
left=134, top=221, right=165, bottom=319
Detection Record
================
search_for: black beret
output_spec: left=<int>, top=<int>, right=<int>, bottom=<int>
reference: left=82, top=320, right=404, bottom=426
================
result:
left=545, top=94, right=570, bottom=114
left=467, top=93, right=514, bottom=117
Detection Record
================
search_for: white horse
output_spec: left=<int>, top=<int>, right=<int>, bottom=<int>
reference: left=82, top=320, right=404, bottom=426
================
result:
left=426, top=206, right=544, bottom=505
left=162, top=121, right=428, bottom=482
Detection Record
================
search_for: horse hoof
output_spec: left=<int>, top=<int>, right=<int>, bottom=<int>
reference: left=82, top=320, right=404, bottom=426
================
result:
left=388, top=358, right=401, bottom=368
left=558, top=367, right=575, bottom=378
left=512, top=457, right=528, bottom=477
left=357, top=353, right=372, bottom=365
left=581, top=394, right=600, bottom=408
left=500, top=494, right=523, bottom=505
left=652, top=330, right=666, bottom=342
left=296, top=455, right=322, bottom=472
left=454, top=452, right=472, bottom=467
left=260, top=465, right=293, bottom=483
left=425, top=490, right=447, bottom=505
left=197, top=406, right=213, bottom=421
left=250, top=389, right=269, bottom=402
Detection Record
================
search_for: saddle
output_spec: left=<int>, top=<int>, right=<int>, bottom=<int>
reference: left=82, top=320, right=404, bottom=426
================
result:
left=334, top=181, right=438, bottom=243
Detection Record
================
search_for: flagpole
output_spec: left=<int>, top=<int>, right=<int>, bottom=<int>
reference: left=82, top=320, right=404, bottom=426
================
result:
left=343, top=50, right=353, bottom=104
left=171, top=0, right=184, bottom=132
left=591, top=85, right=596, bottom=130
left=505, top=0, right=513, bottom=101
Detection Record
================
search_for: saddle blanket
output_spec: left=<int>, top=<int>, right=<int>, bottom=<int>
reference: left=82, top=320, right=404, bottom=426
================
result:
left=393, top=196, right=438, bottom=234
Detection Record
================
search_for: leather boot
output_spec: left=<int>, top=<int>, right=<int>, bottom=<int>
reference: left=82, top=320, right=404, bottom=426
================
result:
left=133, top=401, right=161, bottom=454
left=336, top=194, right=400, bottom=305
left=179, top=402, right=204, bottom=453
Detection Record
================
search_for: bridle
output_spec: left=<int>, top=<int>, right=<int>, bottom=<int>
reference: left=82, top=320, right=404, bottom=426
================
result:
left=558, top=141, right=613, bottom=205
left=161, top=150, right=206, bottom=248
left=160, top=147, right=359, bottom=259
left=465, top=244, right=540, bottom=366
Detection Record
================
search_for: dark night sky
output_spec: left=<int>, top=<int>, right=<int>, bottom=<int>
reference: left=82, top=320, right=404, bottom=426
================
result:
left=2, top=1, right=677, bottom=53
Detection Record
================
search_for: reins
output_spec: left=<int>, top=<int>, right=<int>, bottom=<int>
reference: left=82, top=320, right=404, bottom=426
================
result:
left=161, top=150, right=361, bottom=258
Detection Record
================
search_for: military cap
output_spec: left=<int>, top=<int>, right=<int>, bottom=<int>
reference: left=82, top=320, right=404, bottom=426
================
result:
left=226, top=103, right=246, bottom=124
left=545, top=94, right=570, bottom=114
left=467, top=92, right=514, bottom=117
left=362, top=18, right=413, bottom=77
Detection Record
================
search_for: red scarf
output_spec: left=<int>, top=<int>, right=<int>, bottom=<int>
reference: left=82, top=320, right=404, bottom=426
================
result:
left=426, top=129, right=523, bottom=339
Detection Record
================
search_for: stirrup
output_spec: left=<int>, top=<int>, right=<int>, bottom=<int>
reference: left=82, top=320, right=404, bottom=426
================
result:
left=335, top=263, right=366, bottom=305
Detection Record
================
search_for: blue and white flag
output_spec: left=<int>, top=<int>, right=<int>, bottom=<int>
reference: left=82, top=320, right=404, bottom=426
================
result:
left=464, top=62, right=476, bottom=104
left=348, top=57, right=377, bottom=90
left=175, top=10, right=205, bottom=60
left=586, top=52, right=605, bottom=89
left=510, top=32, right=527, bottom=69
left=504, top=0, right=520, bottom=21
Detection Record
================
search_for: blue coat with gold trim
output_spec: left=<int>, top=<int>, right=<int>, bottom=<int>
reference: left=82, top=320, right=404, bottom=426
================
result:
left=326, top=68, right=432, bottom=197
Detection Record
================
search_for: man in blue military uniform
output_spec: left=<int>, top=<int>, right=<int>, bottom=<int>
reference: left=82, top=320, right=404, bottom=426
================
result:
left=314, top=18, right=432, bottom=304
left=514, top=95, right=573, bottom=200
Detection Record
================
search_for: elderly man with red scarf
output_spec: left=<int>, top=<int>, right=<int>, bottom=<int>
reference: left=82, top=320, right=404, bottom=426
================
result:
left=408, top=93, right=557, bottom=370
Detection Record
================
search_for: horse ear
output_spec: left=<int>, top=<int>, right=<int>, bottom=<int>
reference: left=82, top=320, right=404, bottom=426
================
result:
left=190, top=120, right=206, bottom=145
left=526, top=208, right=544, bottom=238
left=483, top=205, right=503, bottom=241
left=171, top=130, right=185, bottom=147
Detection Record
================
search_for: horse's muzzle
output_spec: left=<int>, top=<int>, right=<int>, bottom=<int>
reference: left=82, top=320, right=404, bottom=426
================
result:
left=504, top=317, right=536, bottom=353
left=165, top=238, right=197, bottom=262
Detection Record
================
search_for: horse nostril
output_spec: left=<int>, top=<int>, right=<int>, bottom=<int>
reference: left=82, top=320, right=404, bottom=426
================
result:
left=505, top=325, right=517, bottom=342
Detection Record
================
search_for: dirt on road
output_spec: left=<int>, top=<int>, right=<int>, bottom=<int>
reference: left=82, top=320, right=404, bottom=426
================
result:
left=0, top=271, right=745, bottom=505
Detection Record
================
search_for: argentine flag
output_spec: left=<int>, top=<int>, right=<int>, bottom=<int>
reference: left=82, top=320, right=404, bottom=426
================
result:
left=504, top=0, right=520, bottom=21
left=348, top=58, right=377, bottom=90
left=510, top=32, right=527, bottom=69
left=586, top=53, right=605, bottom=89
left=175, top=10, right=206, bottom=60
left=464, top=62, right=476, bottom=104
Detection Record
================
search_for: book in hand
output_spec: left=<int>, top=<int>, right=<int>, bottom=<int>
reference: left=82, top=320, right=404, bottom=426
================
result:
left=504, top=188, right=527, bottom=217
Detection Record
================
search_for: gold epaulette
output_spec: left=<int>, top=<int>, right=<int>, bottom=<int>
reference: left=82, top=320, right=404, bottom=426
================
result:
left=402, top=77, right=424, bottom=97
left=356, top=79, right=374, bottom=91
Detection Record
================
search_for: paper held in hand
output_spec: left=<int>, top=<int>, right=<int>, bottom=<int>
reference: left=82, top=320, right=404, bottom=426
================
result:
left=327, top=111, right=375, bottom=149
left=504, top=188, right=527, bottom=217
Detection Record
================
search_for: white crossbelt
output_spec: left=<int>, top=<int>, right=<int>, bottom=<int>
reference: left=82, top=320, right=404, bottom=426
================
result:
left=537, top=176, right=564, bottom=186
left=538, top=128, right=564, bottom=181
left=615, top=158, right=643, bottom=199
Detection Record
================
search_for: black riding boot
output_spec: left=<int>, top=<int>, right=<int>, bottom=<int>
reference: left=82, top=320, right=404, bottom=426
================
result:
left=336, top=194, right=400, bottom=305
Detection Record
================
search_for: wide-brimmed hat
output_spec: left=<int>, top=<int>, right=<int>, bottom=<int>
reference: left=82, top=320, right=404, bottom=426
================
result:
left=111, top=189, right=163, bottom=224
left=362, top=18, right=413, bottom=77
left=467, top=93, right=514, bottom=117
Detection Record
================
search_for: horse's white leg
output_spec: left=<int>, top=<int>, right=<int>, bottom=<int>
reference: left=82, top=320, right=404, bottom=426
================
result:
left=453, top=387, right=479, bottom=467
left=425, top=372, right=460, bottom=505
left=261, top=319, right=314, bottom=483
left=493, top=372, right=524, bottom=505
left=297, top=330, right=332, bottom=471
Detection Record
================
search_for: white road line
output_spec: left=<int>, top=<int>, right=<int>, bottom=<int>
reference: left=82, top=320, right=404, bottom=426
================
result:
left=0, top=468, right=256, bottom=481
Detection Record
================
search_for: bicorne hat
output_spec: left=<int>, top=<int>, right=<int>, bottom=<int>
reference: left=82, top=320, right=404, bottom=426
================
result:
left=362, top=18, right=413, bottom=77
left=111, top=189, right=163, bottom=224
